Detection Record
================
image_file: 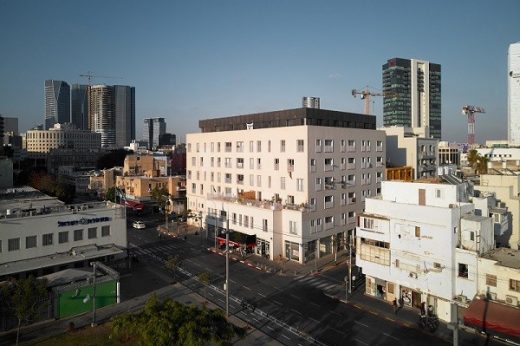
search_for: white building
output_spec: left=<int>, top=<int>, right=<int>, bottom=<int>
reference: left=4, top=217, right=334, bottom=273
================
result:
left=356, top=179, right=494, bottom=323
left=187, top=108, right=385, bottom=264
left=0, top=186, right=127, bottom=280
left=25, top=122, right=101, bottom=153
left=382, top=126, right=438, bottom=179
left=508, top=42, right=520, bottom=145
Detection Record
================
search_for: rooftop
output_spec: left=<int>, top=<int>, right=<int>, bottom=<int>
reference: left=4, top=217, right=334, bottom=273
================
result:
left=483, top=248, right=520, bottom=269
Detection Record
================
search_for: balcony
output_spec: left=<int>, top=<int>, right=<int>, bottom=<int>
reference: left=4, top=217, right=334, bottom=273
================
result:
left=347, top=163, right=356, bottom=170
left=348, top=197, right=356, bottom=204
left=347, top=145, right=356, bottom=152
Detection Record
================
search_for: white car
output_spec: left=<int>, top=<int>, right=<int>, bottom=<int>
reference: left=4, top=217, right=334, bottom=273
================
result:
left=132, top=221, right=146, bottom=229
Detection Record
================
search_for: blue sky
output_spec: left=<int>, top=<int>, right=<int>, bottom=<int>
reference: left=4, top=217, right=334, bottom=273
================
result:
left=0, top=0, right=518, bottom=143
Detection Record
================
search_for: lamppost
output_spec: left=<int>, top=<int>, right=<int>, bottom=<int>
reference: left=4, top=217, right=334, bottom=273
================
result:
left=90, top=261, right=97, bottom=327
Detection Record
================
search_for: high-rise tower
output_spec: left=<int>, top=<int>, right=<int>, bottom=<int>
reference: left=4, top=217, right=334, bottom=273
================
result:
left=89, top=85, right=114, bottom=148
left=71, top=84, right=89, bottom=130
left=143, top=117, right=166, bottom=149
left=114, top=85, right=136, bottom=148
left=382, top=58, right=441, bottom=139
left=44, top=80, right=70, bottom=129
left=508, top=42, right=520, bottom=145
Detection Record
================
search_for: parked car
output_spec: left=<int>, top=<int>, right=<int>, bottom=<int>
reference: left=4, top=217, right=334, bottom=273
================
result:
left=132, top=221, right=146, bottom=229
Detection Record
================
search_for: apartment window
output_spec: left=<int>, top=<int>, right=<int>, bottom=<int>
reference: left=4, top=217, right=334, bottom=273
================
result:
left=315, top=139, right=322, bottom=152
left=232, top=213, right=237, bottom=225
left=289, top=220, right=297, bottom=235
left=244, top=216, right=249, bottom=227
left=310, top=158, right=316, bottom=172
left=280, top=177, right=286, bottom=190
left=8, top=238, right=20, bottom=251
left=363, top=218, right=374, bottom=229
left=196, top=143, right=200, bottom=152
left=237, top=158, right=244, bottom=168
left=297, top=139, right=304, bottom=152
left=211, top=142, right=214, bottom=152
left=191, top=183, right=196, bottom=193
left=43, top=233, right=53, bottom=246
left=340, top=139, right=346, bottom=152
left=248, top=158, right=254, bottom=169
left=325, top=216, right=334, bottom=224
left=237, top=174, right=244, bottom=184
left=257, top=140, right=262, bottom=152
left=268, top=176, right=271, bottom=188
left=433, top=262, right=442, bottom=269
left=274, top=158, right=279, bottom=170
left=324, top=195, right=333, bottom=208
left=249, top=141, right=254, bottom=152
left=200, top=157, right=204, bottom=166
left=225, top=157, right=232, bottom=168
left=26, top=235, right=37, bottom=249
left=263, top=219, right=268, bottom=232
left=315, top=177, right=322, bottom=190
left=257, top=158, right=261, bottom=169
left=296, top=178, right=304, bottom=191
left=435, top=189, right=442, bottom=198
left=74, top=229, right=83, bottom=241
left=58, top=231, right=69, bottom=244
left=225, top=142, right=232, bottom=152
left=191, top=157, right=196, bottom=166
left=280, top=140, right=286, bottom=152
left=88, top=227, right=97, bottom=239
left=458, top=263, right=468, bottom=278
left=510, top=279, right=520, bottom=293
left=288, top=159, right=295, bottom=171
left=257, top=175, right=262, bottom=187
left=102, top=225, right=110, bottom=237
left=188, top=143, right=192, bottom=152
left=249, top=174, right=254, bottom=186
left=268, top=140, right=271, bottom=152
left=415, top=226, right=421, bottom=237
left=486, top=274, right=497, bottom=287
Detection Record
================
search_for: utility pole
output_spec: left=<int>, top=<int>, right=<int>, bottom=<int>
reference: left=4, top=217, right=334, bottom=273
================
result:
left=451, top=301, right=459, bottom=346
left=349, top=235, right=353, bottom=294
left=214, top=210, right=217, bottom=250
left=225, top=215, right=230, bottom=317
left=91, top=262, right=97, bottom=327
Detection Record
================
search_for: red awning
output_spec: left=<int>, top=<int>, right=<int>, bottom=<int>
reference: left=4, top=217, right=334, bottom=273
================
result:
left=464, top=298, right=520, bottom=338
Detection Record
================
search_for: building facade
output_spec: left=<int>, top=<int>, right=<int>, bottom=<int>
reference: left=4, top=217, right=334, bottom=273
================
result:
left=114, top=85, right=136, bottom=148
left=71, top=84, right=89, bottom=130
left=508, top=42, right=520, bottom=145
left=187, top=107, right=385, bottom=263
left=143, top=117, right=166, bottom=149
left=383, top=58, right=441, bottom=139
left=45, top=80, right=70, bottom=130
left=383, top=126, right=438, bottom=179
left=25, top=123, right=101, bottom=153
left=357, top=180, right=494, bottom=323
left=89, top=85, right=114, bottom=148
left=438, top=141, right=461, bottom=166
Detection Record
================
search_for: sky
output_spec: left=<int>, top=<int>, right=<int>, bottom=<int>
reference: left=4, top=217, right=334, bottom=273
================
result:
left=0, top=0, right=518, bottom=143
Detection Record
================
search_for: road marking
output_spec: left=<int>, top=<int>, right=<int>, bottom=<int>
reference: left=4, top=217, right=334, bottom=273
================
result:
left=384, top=316, right=395, bottom=322
left=272, top=300, right=282, bottom=306
left=368, top=310, right=378, bottom=316
left=382, top=332, right=399, bottom=341
left=242, top=285, right=251, bottom=291
left=257, top=292, right=266, bottom=297
left=354, top=320, right=368, bottom=328
left=309, top=302, right=320, bottom=308
left=403, top=322, right=412, bottom=328
left=266, top=325, right=274, bottom=331
left=289, top=294, right=302, bottom=301
left=290, top=308, right=303, bottom=316
left=354, top=338, right=370, bottom=346
left=217, top=298, right=224, bottom=303
left=309, top=317, right=320, bottom=324
left=282, top=334, right=291, bottom=340
left=353, top=304, right=362, bottom=309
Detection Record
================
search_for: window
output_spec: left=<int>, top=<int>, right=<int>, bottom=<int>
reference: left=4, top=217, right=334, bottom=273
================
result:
left=225, top=142, right=232, bottom=152
left=268, top=140, right=271, bottom=152
left=257, top=175, right=262, bottom=187
left=280, top=177, right=286, bottom=190
left=315, top=139, right=322, bottom=152
left=249, top=174, right=254, bottom=186
left=263, top=219, right=268, bottom=232
left=274, top=158, right=279, bottom=170
left=297, top=139, right=304, bottom=152
left=237, top=158, right=244, bottom=168
left=363, top=218, right=374, bottom=229
left=237, top=174, right=244, bottom=184
left=510, top=279, right=520, bottom=292
left=435, top=189, right=442, bottom=198
left=415, top=226, right=421, bottom=237
left=249, top=158, right=254, bottom=169
left=43, top=233, right=53, bottom=246
left=289, top=221, right=297, bottom=235
left=249, top=141, right=254, bottom=152
left=102, top=225, right=110, bottom=237
left=486, top=274, right=497, bottom=287
left=74, top=229, right=83, bottom=241
left=26, top=236, right=37, bottom=249
left=280, top=140, right=286, bottom=152
left=88, top=227, right=97, bottom=239
left=297, top=178, right=304, bottom=191
left=59, top=231, right=69, bottom=244
left=433, top=262, right=442, bottom=269
left=257, top=140, right=262, bottom=152
left=458, top=263, right=468, bottom=278
left=8, top=238, right=20, bottom=251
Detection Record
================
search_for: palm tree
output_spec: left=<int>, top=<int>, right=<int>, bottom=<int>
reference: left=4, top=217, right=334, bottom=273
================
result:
left=477, top=155, right=489, bottom=174
left=466, top=149, right=479, bottom=173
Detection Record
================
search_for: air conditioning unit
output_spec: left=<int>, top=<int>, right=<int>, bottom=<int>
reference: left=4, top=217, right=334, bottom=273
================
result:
left=505, top=295, right=518, bottom=306
left=488, top=292, right=497, bottom=300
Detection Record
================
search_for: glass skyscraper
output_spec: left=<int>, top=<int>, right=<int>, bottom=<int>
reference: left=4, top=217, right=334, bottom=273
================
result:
left=143, top=117, right=166, bottom=149
left=382, top=58, right=441, bottom=139
left=44, top=80, right=70, bottom=130
left=114, top=85, right=136, bottom=148
left=71, top=84, right=89, bottom=130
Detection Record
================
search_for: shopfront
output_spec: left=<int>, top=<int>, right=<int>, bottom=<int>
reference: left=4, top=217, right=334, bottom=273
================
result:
left=285, top=241, right=300, bottom=262
left=256, top=238, right=270, bottom=259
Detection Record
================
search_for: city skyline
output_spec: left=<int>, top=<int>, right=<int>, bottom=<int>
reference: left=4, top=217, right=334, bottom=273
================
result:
left=0, top=0, right=518, bottom=143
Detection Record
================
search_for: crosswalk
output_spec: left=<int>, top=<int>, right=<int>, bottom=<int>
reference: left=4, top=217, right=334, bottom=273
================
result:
left=293, top=274, right=342, bottom=292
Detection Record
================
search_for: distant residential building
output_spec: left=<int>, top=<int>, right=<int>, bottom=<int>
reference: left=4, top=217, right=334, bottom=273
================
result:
left=114, top=85, right=135, bottom=148
left=159, top=133, right=176, bottom=147
left=383, top=58, right=441, bottom=139
left=45, top=80, right=70, bottom=130
left=438, top=141, right=460, bottom=166
left=475, top=147, right=520, bottom=171
left=357, top=180, right=493, bottom=323
left=188, top=107, right=385, bottom=263
left=385, top=166, right=413, bottom=181
left=88, top=167, right=121, bottom=197
left=302, top=96, right=320, bottom=109
left=383, top=126, right=438, bottom=179
left=116, top=175, right=186, bottom=202
left=71, top=84, right=89, bottom=130
left=25, top=123, right=101, bottom=153
left=46, top=149, right=103, bottom=175
left=89, top=85, right=115, bottom=148
left=508, top=42, right=520, bottom=145
left=171, top=143, right=186, bottom=175
left=0, top=186, right=126, bottom=280
left=143, top=117, right=166, bottom=149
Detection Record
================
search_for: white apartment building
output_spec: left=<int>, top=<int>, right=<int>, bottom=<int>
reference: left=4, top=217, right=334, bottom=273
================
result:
left=25, top=122, right=101, bottom=153
left=0, top=186, right=127, bottom=280
left=383, top=126, right=438, bottom=179
left=187, top=108, right=385, bottom=264
left=356, top=180, right=494, bottom=323
left=508, top=42, right=520, bottom=145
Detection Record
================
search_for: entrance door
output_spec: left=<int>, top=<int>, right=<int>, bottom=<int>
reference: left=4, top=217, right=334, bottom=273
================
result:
left=412, top=291, right=422, bottom=309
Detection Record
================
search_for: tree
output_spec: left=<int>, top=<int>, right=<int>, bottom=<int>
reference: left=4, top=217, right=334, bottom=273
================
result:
left=111, top=295, right=244, bottom=346
left=105, top=187, right=116, bottom=202
left=1, top=277, right=48, bottom=345
left=151, top=186, right=169, bottom=212
left=197, top=272, right=211, bottom=302
left=166, top=255, right=183, bottom=282
left=477, top=155, right=489, bottom=174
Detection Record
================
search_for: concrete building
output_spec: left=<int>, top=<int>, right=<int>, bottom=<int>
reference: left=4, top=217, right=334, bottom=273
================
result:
left=382, top=58, right=441, bottom=139
left=115, top=175, right=186, bottom=202
left=44, top=80, right=70, bottom=130
left=356, top=180, right=494, bottom=323
left=88, top=167, right=121, bottom=197
left=143, top=117, right=166, bottom=150
left=383, top=126, right=438, bottom=179
left=438, top=141, right=461, bottom=167
left=70, top=84, right=89, bottom=130
left=114, top=85, right=136, bottom=148
left=508, top=42, right=520, bottom=145
left=187, top=107, right=385, bottom=264
left=0, top=186, right=126, bottom=280
left=123, top=153, right=169, bottom=177
left=476, top=174, right=520, bottom=250
left=89, top=85, right=114, bottom=148
left=25, top=122, right=101, bottom=153
left=474, top=147, right=520, bottom=171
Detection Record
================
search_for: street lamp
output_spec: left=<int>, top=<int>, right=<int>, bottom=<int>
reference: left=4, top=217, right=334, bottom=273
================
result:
left=90, top=261, right=97, bottom=327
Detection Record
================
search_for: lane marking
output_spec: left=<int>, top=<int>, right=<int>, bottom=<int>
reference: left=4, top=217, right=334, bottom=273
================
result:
left=309, top=317, right=320, bottom=324
left=309, top=302, right=320, bottom=308
left=266, top=325, right=274, bottom=331
left=242, top=285, right=251, bottom=291
left=384, top=316, right=395, bottom=322
left=382, top=332, right=399, bottom=341
left=368, top=310, right=378, bottom=316
left=354, top=338, right=370, bottom=346
left=354, top=320, right=369, bottom=328
left=282, top=335, right=291, bottom=340
left=257, top=292, right=266, bottom=297
left=290, top=308, right=303, bottom=316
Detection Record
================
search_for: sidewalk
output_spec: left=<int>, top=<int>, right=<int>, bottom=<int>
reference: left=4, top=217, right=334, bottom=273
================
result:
left=0, top=282, right=281, bottom=346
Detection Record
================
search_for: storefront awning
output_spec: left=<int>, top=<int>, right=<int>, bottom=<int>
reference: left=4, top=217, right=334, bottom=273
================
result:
left=463, top=298, right=520, bottom=339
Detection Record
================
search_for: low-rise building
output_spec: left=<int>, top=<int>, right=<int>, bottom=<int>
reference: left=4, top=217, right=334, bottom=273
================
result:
left=115, top=175, right=186, bottom=202
left=25, top=123, right=101, bottom=153
left=438, top=141, right=461, bottom=166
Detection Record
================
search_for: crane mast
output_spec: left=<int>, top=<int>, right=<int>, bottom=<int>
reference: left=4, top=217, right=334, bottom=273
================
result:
left=461, top=105, right=485, bottom=145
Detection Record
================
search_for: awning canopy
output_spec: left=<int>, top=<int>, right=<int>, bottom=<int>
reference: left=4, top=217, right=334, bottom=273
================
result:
left=464, top=298, right=520, bottom=339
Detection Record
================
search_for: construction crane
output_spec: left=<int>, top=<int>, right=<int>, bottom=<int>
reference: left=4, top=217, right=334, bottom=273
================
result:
left=352, top=87, right=393, bottom=115
left=462, top=105, right=485, bottom=145
left=79, top=71, right=123, bottom=85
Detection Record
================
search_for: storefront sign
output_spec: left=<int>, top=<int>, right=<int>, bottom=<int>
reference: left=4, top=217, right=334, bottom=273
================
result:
left=58, top=216, right=111, bottom=227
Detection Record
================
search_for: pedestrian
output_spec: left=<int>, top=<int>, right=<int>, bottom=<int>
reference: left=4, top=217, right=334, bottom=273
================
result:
left=393, top=298, right=398, bottom=314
